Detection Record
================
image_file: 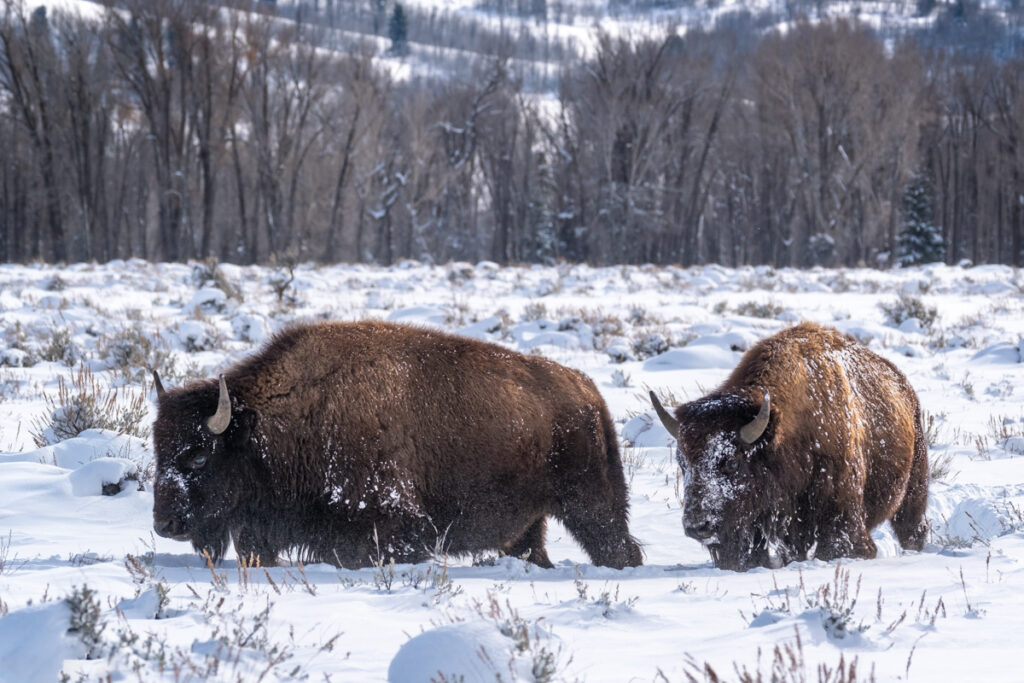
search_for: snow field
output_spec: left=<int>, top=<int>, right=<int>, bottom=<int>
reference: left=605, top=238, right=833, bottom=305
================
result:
left=1, top=260, right=1023, bottom=680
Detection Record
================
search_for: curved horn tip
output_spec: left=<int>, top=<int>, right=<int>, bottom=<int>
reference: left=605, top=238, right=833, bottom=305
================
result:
left=649, top=390, right=680, bottom=435
left=206, top=374, right=232, bottom=435
left=151, top=369, right=166, bottom=397
left=739, top=391, right=770, bottom=445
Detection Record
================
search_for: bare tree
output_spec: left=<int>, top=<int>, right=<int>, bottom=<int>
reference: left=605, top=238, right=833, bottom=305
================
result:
left=0, top=1, right=67, bottom=260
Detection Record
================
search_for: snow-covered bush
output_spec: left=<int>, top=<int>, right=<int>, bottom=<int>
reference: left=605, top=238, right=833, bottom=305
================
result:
left=186, top=287, right=229, bottom=314
left=100, top=326, right=171, bottom=381
left=39, top=327, right=78, bottom=366
left=605, top=336, right=634, bottom=363
left=66, top=584, right=106, bottom=660
left=879, top=294, right=938, bottom=333
left=632, top=330, right=670, bottom=359
left=734, top=299, right=784, bottom=319
left=522, top=301, right=548, bottom=321
left=746, top=565, right=869, bottom=642
left=611, top=368, right=631, bottom=388
left=170, top=320, right=223, bottom=353
left=0, top=347, right=30, bottom=368
left=391, top=590, right=570, bottom=683
left=190, top=257, right=242, bottom=302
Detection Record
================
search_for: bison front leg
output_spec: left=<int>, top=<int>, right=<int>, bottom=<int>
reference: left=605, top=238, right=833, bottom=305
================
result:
left=231, top=527, right=280, bottom=567
left=557, top=499, right=642, bottom=569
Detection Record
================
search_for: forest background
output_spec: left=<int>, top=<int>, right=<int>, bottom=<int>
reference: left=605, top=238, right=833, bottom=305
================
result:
left=1, top=0, right=1022, bottom=269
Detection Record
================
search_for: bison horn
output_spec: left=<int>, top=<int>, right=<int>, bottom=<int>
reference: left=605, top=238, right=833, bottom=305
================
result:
left=207, top=374, right=232, bottom=435
left=649, top=391, right=680, bottom=435
left=740, top=391, right=770, bottom=444
left=152, top=369, right=166, bottom=398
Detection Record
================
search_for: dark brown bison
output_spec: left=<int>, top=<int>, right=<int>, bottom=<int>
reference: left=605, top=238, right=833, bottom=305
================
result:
left=152, top=321, right=642, bottom=569
left=650, top=322, right=928, bottom=571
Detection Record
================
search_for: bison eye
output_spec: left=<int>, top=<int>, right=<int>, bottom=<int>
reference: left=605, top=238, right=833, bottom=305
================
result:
left=722, top=457, right=739, bottom=474
left=180, top=450, right=209, bottom=470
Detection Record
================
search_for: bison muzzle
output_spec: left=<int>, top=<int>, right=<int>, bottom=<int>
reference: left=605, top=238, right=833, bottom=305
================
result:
left=651, top=322, right=929, bottom=571
left=152, top=321, right=642, bottom=570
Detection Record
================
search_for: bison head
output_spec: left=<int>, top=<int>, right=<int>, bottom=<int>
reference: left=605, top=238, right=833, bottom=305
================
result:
left=651, top=390, right=783, bottom=571
left=152, top=373, right=255, bottom=561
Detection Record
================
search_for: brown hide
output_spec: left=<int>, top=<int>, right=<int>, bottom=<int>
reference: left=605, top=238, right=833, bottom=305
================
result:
left=655, top=322, right=928, bottom=571
left=152, top=321, right=642, bottom=569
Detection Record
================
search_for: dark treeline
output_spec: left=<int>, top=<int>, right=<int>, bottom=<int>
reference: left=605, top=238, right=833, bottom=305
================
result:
left=1, top=0, right=1022, bottom=267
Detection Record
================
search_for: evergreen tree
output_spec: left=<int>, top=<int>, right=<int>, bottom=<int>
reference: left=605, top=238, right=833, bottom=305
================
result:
left=898, top=173, right=946, bottom=265
left=388, top=3, right=409, bottom=56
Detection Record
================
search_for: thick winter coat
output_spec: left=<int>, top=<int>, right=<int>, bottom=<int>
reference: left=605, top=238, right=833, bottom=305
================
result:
left=651, top=322, right=928, bottom=570
left=153, top=321, right=642, bottom=569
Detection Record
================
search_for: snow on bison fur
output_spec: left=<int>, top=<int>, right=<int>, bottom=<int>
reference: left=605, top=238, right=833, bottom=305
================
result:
left=650, top=322, right=928, bottom=571
left=152, top=320, right=642, bottom=569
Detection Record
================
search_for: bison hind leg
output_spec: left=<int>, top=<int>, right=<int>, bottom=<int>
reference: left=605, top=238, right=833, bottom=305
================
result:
left=816, top=526, right=877, bottom=562
left=505, top=518, right=554, bottom=569
left=812, top=506, right=878, bottom=562
left=891, top=417, right=930, bottom=551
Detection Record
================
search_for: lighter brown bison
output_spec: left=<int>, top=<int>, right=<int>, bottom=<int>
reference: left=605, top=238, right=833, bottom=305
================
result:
left=152, top=321, right=642, bottom=569
left=651, top=322, right=928, bottom=571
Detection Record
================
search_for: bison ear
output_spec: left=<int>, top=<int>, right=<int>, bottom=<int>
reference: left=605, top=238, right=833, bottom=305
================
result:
left=227, top=407, right=256, bottom=446
left=739, top=391, right=770, bottom=444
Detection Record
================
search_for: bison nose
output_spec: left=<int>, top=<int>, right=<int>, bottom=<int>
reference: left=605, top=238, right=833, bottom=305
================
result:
left=154, top=517, right=180, bottom=539
left=684, top=518, right=715, bottom=541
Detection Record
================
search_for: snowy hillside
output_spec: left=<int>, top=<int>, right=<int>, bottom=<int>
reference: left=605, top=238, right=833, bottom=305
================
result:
left=1, top=260, right=1024, bottom=681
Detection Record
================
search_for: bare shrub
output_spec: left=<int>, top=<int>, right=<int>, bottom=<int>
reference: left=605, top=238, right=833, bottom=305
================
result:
left=556, top=307, right=625, bottom=349
left=45, top=275, right=69, bottom=291
left=921, top=409, right=944, bottom=448
left=573, top=570, right=638, bottom=618
left=0, top=531, right=25, bottom=576
left=31, top=365, right=150, bottom=446
left=191, top=256, right=242, bottom=302
left=66, top=584, right=107, bottom=660
left=634, top=384, right=687, bottom=416
left=269, top=260, right=297, bottom=306
left=988, top=414, right=1024, bottom=446
left=677, top=625, right=872, bottom=683
left=99, top=327, right=173, bottom=384
left=469, top=589, right=571, bottom=683
left=370, top=526, right=396, bottom=592
left=632, top=330, right=670, bottom=359
left=929, top=450, right=957, bottom=484
left=744, top=565, right=868, bottom=641
left=40, top=328, right=77, bottom=366
left=522, top=301, right=548, bottom=321
left=611, top=368, right=632, bottom=388
left=734, top=300, right=784, bottom=319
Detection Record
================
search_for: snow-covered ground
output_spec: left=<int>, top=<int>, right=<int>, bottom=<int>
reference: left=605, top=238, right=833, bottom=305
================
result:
left=1, top=260, right=1023, bottom=681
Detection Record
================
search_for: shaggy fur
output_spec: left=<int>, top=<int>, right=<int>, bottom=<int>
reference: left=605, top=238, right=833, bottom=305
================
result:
left=659, top=322, right=928, bottom=571
left=152, top=321, right=642, bottom=569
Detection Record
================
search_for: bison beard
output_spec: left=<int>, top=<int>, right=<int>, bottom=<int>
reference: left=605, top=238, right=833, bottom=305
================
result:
left=151, top=321, right=642, bottom=570
left=652, top=322, right=929, bottom=571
